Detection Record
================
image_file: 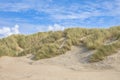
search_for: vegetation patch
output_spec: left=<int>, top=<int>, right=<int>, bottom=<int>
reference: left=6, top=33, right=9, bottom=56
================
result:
left=89, top=40, right=120, bottom=62
left=0, top=26, right=120, bottom=62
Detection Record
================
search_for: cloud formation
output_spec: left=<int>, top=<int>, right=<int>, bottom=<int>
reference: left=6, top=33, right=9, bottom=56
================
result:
left=0, top=24, right=20, bottom=38
left=0, top=0, right=120, bottom=34
left=48, top=24, right=65, bottom=31
left=0, top=0, right=120, bottom=20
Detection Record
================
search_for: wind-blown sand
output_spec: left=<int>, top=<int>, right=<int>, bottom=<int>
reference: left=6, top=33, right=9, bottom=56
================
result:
left=0, top=46, right=120, bottom=80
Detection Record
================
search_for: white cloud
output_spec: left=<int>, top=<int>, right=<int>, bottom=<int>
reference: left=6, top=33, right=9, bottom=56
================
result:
left=12, top=24, right=20, bottom=34
left=52, top=11, right=100, bottom=20
left=48, top=24, right=65, bottom=31
left=0, top=0, right=120, bottom=29
left=0, top=0, right=120, bottom=20
left=0, top=24, right=20, bottom=38
left=0, top=3, right=31, bottom=12
left=0, top=27, right=11, bottom=36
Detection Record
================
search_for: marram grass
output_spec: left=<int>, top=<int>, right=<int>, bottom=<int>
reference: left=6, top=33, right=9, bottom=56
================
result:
left=0, top=26, right=120, bottom=62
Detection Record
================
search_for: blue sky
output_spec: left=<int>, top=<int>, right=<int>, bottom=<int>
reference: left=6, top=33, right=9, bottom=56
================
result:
left=0, top=0, right=120, bottom=37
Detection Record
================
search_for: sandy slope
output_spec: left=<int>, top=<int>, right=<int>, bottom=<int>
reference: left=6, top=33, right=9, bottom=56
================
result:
left=0, top=46, right=120, bottom=80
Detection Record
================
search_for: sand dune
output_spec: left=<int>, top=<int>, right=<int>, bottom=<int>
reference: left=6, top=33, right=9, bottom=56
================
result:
left=0, top=46, right=120, bottom=80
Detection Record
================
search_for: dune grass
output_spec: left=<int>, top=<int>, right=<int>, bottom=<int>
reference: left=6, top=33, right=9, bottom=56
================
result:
left=89, top=40, right=120, bottom=62
left=0, top=26, right=120, bottom=62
